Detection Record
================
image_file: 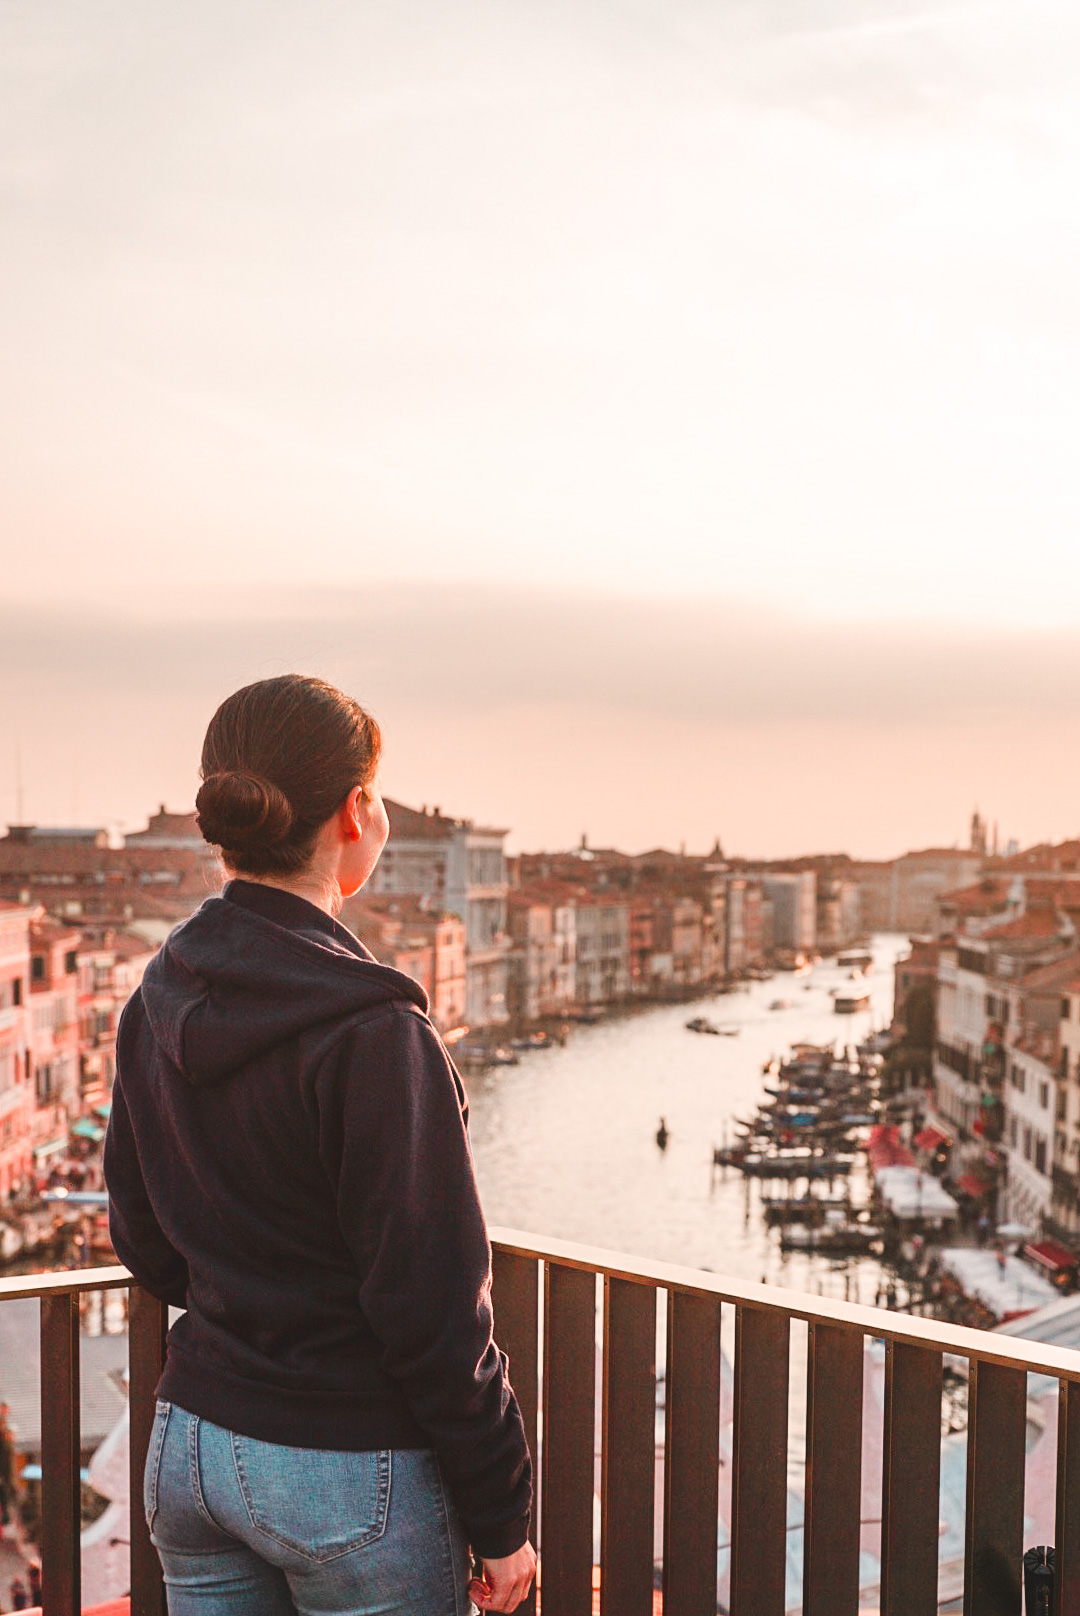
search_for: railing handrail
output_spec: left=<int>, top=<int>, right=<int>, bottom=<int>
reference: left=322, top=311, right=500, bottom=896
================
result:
left=4, top=1242, right=1080, bottom=1379
left=490, top=1224, right=1080, bottom=1380
left=0, top=1263, right=131, bottom=1302
left=6, top=1240, right=1080, bottom=1614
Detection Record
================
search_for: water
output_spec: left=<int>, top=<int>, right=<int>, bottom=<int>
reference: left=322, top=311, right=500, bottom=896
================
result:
left=467, top=935, right=909, bottom=1308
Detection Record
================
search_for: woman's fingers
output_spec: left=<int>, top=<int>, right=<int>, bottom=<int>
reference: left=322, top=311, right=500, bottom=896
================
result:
left=471, top=1542, right=537, bottom=1611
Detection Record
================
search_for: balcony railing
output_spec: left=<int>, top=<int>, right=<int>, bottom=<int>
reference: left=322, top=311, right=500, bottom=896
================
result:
left=8, top=1232, right=1080, bottom=1615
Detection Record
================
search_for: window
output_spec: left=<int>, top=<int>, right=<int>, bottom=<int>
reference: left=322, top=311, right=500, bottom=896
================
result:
left=12, top=978, right=21, bottom=1007
left=1040, top=1081, right=1050, bottom=1110
left=64, top=950, right=77, bottom=973
left=1036, top=1138, right=1048, bottom=1175
left=1024, top=1126, right=1032, bottom=1161
left=1060, top=1088, right=1068, bottom=1121
left=30, top=955, right=45, bottom=982
left=1065, top=997, right=1073, bottom=1021
left=1010, top=1116, right=1019, bottom=1146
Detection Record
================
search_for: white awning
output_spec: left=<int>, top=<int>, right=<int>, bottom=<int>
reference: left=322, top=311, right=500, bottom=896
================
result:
left=32, top=1136, right=69, bottom=1162
left=875, top=1165, right=959, bottom=1220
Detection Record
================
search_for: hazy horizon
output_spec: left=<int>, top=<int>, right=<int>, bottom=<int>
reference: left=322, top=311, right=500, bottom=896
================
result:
left=3, top=586, right=1078, bottom=861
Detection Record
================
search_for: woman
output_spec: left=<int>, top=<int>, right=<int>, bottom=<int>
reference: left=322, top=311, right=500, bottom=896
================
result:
left=104, top=675, right=535, bottom=1616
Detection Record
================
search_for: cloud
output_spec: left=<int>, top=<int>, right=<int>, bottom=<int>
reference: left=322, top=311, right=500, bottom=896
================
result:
left=4, top=585, right=1080, bottom=727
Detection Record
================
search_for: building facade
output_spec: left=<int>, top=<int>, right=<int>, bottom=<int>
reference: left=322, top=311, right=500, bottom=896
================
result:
left=0, top=904, right=32, bottom=1200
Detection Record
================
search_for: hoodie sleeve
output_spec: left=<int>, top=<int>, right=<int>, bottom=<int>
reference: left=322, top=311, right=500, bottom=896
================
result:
left=313, top=1004, right=532, bottom=1560
left=104, top=1068, right=190, bottom=1310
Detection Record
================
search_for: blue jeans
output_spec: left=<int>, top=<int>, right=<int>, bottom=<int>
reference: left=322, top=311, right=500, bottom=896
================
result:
left=145, top=1401, right=473, bottom=1615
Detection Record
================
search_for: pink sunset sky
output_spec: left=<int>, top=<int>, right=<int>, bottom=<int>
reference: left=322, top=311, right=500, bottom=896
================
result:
left=2, top=1, right=1079, bottom=857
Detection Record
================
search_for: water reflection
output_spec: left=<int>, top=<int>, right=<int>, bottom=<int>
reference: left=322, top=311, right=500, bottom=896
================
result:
left=467, top=935, right=909, bottom=1305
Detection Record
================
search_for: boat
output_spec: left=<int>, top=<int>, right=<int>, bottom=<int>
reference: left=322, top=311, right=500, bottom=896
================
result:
left=510, top=1031, right=552, bottom=1050
left=454, top=1040, right=520, bottom=1067
left=780, top=1219, right=883, bottom=1254
left=741, top=1153, right=856, bottom=1180
left=685, top=1016, right=721, bottom=1035
left=761, top=1191, right=853, bottom=1224
left=834, top=990, right=871, bottom=1014
left=837, top=949, right=874, bottom=974
left=768, top=998, right=794, bottom=1012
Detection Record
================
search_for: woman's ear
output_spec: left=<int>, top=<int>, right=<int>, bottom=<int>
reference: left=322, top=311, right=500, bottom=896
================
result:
left=341, top=787, right=363, bottom=842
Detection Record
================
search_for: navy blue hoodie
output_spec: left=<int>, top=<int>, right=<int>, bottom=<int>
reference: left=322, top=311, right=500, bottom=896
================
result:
left=104, top=879, right=531, bottom=1558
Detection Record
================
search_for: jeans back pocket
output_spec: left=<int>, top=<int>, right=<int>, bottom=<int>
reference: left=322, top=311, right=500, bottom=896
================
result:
left=230, top=1436, right=391, bottom=1563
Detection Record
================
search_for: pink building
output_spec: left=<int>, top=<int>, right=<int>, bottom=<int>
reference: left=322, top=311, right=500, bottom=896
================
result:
left=0, top=902, right=32, bottom=1200
left=28, top=913, right=82, bottom=1163
left=77, top=928, right=157, bottom=1107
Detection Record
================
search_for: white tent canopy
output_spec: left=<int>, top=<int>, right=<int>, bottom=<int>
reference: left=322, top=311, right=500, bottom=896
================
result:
left=941, top=1247, right=1057, bottom=1320
left=874, top=1165, right=959, bottom=1221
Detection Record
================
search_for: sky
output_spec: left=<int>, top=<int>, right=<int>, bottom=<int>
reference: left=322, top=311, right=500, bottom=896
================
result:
left=2, top=1, right=1079, bottom=855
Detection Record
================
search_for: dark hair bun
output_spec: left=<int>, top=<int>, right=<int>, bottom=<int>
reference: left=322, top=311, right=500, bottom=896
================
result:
left=195, top=770, right=294, bottom=852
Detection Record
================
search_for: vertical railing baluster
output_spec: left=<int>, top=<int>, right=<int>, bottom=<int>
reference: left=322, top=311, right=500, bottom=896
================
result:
left=600, top=1277, right=656, bottom=1616
left=128, top=1285, right=169, bottom=1616
left=965, top=1359, right=1026, bottom=1616
left=663, top=1289, right=722, bottom=1616
left=803, top=1322, right=864, bottom=1616
left=880, top=1341, right=942, bottom=1616
left=730, top=1304, right=790, bottom=1616
left=542, top=1263, right=597, bottom=1616
left=1055, top=1377, right=1080, bottom=1616
left=491, top=1247, right=540, bottom=1616
left=40, top=1293, right=80, bottom=1616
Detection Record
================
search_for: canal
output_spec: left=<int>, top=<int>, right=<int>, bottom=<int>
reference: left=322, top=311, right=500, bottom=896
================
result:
left=467, top=935, right=910, bottom=1307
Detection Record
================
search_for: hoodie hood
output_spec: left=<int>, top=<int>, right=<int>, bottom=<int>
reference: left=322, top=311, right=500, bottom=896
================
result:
left=140, top=881, right=428, bottom=1086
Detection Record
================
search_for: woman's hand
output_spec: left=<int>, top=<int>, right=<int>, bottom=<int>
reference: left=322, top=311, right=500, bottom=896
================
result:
left=469, top=1541, right=537, bottom=1612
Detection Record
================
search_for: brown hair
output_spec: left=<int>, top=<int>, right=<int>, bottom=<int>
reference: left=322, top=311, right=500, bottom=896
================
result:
left=195, top=676, right=381, bottom=876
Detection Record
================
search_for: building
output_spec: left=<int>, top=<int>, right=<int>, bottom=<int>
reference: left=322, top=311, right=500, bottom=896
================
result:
left=934, top=909, right=1075, bottom=1215
left=573, top=896, right=630, bottom=1007
left=506, top=885, right=577, bottom=1024
left=849, top=861, right=895, bottom=933
left=1001, top=1039, right=1056, bottom=1232
left=27, top=914, right=82, bottom=1161
left=76, top=928, right=158, bottom=1106
left=341, top=895, right=467, bottom=1036
left=892, top=849, right=983, bottom=934
left=0, top=903, right=32, bottom=1200
left=1051, top=965, right=1080, bottom=1241
left=760, top=872, right=816, bottom=954
left=892, top=938, right=942, bottom=1025
left=371, top=801, right=511, bottom=1028
left=124, top=807, right=204, bottom=849
left=815, top=874, right=862, bottom=954
left=0, top=820, right=217, bottom=934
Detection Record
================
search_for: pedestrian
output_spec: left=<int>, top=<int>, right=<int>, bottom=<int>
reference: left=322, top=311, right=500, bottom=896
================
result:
left=10, top=1575, right=28, bottom=1609
left=104, top=676, right=535, bottom=1616
left=27, top=1562, right=41, bottom=1605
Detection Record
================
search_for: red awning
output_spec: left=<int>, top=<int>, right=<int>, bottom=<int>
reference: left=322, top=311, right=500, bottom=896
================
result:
left=915, top=1125, right=950, bottom=1152
left=955, top=1172, right=993, bottom=1199
left=868, top=1123, right=915, bottom=1172
left=1024, top=1238, right=1079, bottom=1273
